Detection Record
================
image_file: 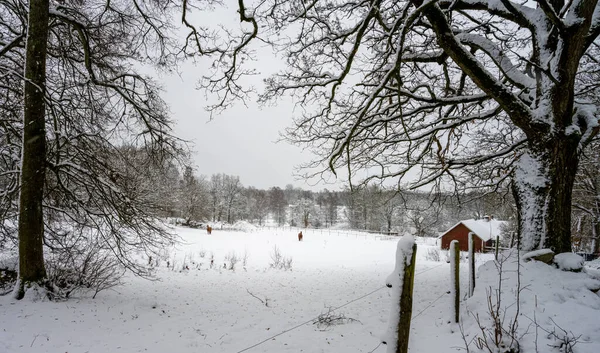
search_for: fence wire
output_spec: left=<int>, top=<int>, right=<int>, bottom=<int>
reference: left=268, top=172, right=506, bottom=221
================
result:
left=234, top=262, right=448, bottom=353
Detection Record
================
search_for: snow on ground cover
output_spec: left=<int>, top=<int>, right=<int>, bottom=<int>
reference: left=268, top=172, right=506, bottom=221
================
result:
left=522, top=248, right=554, bottom=261
left=2, top=227, right=597, bottom=353
left=231, top=220, right=259, bottom=232
left=0, top=228, right=461, bottom=353
left=464, top=250, right=600, bottom=353
left=587, top=257, right=600, bottom=270
left=554, top=252, right=585, bottom=271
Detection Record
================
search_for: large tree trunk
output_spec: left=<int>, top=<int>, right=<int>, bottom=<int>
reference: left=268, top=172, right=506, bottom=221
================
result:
left=545, top=138, right=579, bottom=252
left=513, top=139, right=578, bottom=253
left=15, top=0, right=50, bottom=299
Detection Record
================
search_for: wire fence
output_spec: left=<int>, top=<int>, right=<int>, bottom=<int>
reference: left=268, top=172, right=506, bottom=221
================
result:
left=253, top=225, right=420, bottom=243
left=234, top=262, right=447, bottom=353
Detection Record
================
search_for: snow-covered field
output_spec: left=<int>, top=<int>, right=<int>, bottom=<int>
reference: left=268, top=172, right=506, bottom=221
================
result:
left=1, top=226, right=599, bottom=353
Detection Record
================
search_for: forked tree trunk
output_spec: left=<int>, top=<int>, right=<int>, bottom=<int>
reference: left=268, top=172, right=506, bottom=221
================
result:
left=513, top=138, right=578, bottom=254
left=15, top=0, right=50, bottom=299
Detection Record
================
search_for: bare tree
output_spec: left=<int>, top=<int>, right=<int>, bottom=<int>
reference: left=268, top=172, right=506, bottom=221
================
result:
left=401, top=191, right=445, bottom=238
left=1, top=0, right=185, bottom=298
left=209, top=173, right=224, bottom=222
left=194, top=0, right=600, bottom=253
left=320, top=189, right=340, bottom=227
left=246, top=187, right=269, bottom=225
left=379, top=191, right=401, bottom=234
left=15, top=0, right=51, bottom=298
left=292, top=197, right=316, bottom=228
left=572, top=140, right=600, bottom=253
left=223, top=174, right=243, bottom=223
left=179, top=166, right=210, bottom=225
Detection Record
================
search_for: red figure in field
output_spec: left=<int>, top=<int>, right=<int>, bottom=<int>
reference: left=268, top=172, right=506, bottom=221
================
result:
left=298, top=231, right=303, bottom=241
left=207, top=225, right=212, bottom=235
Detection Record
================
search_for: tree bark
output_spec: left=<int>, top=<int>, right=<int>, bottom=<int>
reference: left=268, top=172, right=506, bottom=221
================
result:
left=545, top=137, right=579, bottom=253
left=15, top=0, right=50, bottom=299
left=513, top=139, right=578, bottom=254
left=592, top=222, right=600, bottom=254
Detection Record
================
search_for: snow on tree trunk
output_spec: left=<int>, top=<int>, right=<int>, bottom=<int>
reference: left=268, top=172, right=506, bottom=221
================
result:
left=513, top=146, right=578, bottom=253
left=384, top=236, right=416, bottom=353
left=449, top=240, right=460, bottom=323
left=513, top=151, right=549, bottom=252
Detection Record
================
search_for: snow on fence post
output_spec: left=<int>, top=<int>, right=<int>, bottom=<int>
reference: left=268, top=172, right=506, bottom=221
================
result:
left=450, top=240, right=460, bottom=323
left=468, top=232, right=475, bottom=297
left=384, top=236, right=417, bottom=353
left=494, top=235, right=499, bottom=261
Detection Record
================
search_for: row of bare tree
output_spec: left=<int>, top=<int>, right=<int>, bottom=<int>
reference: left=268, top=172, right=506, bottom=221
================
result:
left=203, top=0, right=600, bottom=255
left=0, top=0, right=197, bottom=298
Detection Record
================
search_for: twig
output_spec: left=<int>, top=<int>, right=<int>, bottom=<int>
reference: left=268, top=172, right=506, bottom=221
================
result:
left=367, top=342, right=383, bottom=352
left=246, top=289, right=269, bottom=307
left=30, top=334, right=39, bottom=347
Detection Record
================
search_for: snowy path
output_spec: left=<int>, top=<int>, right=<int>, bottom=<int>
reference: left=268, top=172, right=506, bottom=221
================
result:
left=0, top=227, right=477, bottom=353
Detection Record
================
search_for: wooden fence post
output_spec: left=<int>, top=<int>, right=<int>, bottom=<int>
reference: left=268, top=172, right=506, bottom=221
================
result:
left=386, top=237, right=417, bottom=353
left=450, top=240, right=460, bottom=323
left=468, top=232, right=475, bottom=297
left=494, top=235, right=499, bottom=261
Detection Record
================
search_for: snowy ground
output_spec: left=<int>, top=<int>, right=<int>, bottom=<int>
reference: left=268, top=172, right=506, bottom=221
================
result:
left=1, top=226, right=598, bottom=353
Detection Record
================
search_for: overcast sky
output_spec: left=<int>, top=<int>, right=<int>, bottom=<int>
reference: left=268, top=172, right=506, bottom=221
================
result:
left=152, top=4, right=353, bottom=192
left=158, top=58, right=346, bottom=192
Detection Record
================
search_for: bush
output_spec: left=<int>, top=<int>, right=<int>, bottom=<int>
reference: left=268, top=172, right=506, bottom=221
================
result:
left=46, top=241, right=125, bottom=299
left=0, top=241, right=125, bottom=300
left=270, top=245, right=293, bottom=271
left=425, top=248, right=441, bottom=262
left=313, top=308, right=360, bottom=330
left=225, top=251, right=239, bottom=271
left=0, top=257, right=17, bottom=296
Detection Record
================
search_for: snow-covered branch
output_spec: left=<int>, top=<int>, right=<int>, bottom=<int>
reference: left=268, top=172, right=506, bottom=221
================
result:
left=455, top=33, right=535, bottom=89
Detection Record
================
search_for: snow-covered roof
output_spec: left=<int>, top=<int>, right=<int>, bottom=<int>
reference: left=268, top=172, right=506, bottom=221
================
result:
left=440, top=218, right=508, bottom=242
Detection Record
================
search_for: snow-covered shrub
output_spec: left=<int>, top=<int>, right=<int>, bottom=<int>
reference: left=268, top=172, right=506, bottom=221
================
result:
left=270, top=245, right=283, bottom=268
left=463, top=250, right=600, bottom=353
left=231, top=221, right=258, bottom=232
left=554, top=253, right=584, bottom=272
left=282, top=256, right=293, bottom=271
left=269, top=245, right=293, bottom=271
left=469, top=254, right=521, bottom=353
left=242, top=248, right=249, bottom=270
left=225, top=251, right=239, bottom=271
left=167, top=253, right=178, bottom=272
left=46, top=240, right=125, bottom=299
left=424, top=248, right=441, bottom=262
left=0, top=256, right=17, bottom=296
left=181, top=252, right=197, bottom=271
left=313, top=307, right=359, bottom=330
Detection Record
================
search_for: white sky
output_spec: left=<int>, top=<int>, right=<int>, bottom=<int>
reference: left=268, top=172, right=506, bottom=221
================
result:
left=160, top=69, right=312, bottom=190
left=158, top=58, right=346, bottom=191
left=152, top=4, right=429, bottom=193
left=155, top=4, right=349, bottom=192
